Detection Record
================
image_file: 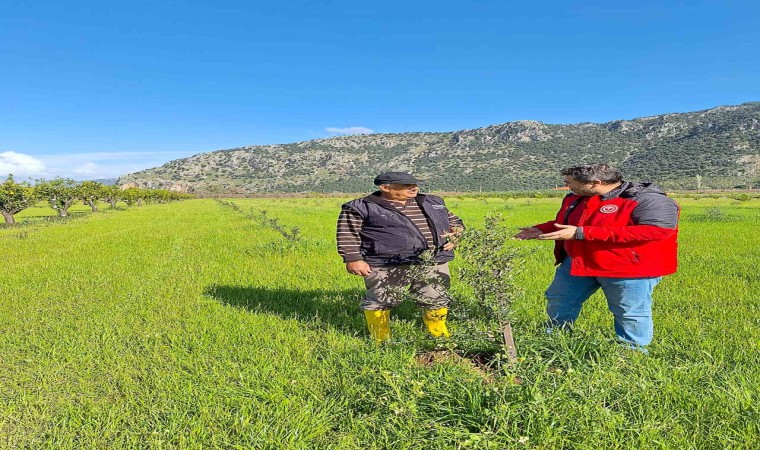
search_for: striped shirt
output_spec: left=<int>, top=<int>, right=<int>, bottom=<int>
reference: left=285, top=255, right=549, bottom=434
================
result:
left=337, top=197, right=464, bottom=263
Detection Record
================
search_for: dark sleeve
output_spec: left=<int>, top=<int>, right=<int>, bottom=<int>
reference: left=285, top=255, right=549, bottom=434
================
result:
left=631, top=194, right=679, bottom=228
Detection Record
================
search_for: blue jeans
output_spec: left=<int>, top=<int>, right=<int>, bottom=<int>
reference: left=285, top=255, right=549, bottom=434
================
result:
left=545, top=257, right=661, bottom=347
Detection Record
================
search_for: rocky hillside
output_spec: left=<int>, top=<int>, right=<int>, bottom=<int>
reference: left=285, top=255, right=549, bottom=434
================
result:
left=118, top=102, right=760, bottom=193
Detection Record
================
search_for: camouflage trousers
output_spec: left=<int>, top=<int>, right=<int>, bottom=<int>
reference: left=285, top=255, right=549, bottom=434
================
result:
left=360, top=263, right=451, bottom=311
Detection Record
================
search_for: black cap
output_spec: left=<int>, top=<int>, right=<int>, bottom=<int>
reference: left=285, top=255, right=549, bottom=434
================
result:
left=373, top=171, right=425, bottom=186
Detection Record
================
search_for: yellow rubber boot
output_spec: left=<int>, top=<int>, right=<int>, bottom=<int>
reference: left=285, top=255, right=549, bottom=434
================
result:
left=423, top=308, right=451, bottom=338
left=364, top=310, right=390, bottom=342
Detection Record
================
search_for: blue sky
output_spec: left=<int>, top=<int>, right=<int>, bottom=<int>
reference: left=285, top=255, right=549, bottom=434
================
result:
left=1, top=0, right=758, bottom=180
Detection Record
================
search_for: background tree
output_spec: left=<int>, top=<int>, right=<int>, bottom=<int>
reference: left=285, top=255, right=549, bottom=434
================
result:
left=0, top=174, right=37, bottom=224
left=148, top=189, right=170, bottom=204
left=104, top=185, right=122, bottom=209
left=141, top=189, right=159, bottom=204
left=121, top=187, right=142, bottom=207
left=35, top=178, right=80, bottom=217
left=78, top=181, right=106, bottom=212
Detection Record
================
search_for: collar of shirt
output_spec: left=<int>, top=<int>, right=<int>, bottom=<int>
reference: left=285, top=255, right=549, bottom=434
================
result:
left=382, top=197, right=415, bottom=209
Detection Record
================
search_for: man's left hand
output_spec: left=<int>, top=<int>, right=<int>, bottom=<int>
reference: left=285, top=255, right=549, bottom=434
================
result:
left=537, top=223, right=577, bottom=240
left=442, top=242, right=456, bottom=251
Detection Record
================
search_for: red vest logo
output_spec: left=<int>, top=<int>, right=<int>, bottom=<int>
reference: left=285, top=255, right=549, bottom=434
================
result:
left=600, top=205, right=619, bottom=214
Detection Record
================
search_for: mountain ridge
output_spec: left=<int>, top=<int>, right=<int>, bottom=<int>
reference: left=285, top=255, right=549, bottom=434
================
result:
left=118, top=102, right=760, bottom=193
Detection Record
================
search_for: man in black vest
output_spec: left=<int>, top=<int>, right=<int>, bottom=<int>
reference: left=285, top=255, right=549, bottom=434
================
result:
left=337, top=172, right=464, bottom=342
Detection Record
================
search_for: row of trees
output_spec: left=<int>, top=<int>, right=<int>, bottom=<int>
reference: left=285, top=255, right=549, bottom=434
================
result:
left=0, top=175, right=193, bottom=224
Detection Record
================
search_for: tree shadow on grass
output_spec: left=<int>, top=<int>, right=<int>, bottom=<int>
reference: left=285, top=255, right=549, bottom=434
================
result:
left=205, top=285, right=421, bottom=336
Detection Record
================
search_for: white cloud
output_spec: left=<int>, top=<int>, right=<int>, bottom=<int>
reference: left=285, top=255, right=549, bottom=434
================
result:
left=0, top=151, right=46, bottom=178
left=0, top=150, right=196, bottom=181
left=41, top=151, right=188, bottom=165
left=325, top=126, right=375, bottom=135
left=72, top=162, right=100, bottom=176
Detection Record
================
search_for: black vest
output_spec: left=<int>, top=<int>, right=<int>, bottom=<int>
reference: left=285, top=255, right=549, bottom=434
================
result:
left=342, top=193, right=455, bottom=266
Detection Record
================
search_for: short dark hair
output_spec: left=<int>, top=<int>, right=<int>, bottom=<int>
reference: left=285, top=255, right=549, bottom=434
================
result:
left=560, top=164, right=623, bottom=184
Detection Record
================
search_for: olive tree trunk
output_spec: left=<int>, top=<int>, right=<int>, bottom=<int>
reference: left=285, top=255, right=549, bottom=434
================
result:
left=57, top=200, right=75, bottom=217
left=1, top=211, right=15, bottom=224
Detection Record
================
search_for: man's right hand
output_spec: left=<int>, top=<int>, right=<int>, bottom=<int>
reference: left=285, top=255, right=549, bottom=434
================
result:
left=346, top=260, right=373, bottom=277
left=513, top=226, right=542, bottom=240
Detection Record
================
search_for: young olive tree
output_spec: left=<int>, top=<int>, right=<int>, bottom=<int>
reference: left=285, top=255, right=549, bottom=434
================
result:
left=0, top=175, right=37, bottom=224
left=456, top=213, right=529, bottom=361
left=35, top=178, right=80, bottom=217
left=78, top=180, right=107, bottom=212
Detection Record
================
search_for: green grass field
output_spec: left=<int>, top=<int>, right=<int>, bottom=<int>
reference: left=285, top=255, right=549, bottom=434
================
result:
left=2, top=197, right=758, bottom=449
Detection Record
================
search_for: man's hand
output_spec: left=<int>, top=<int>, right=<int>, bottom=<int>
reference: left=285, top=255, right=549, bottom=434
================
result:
left=441, top=226, right=464, bottom=251
left=537, top=223, right=577, bottom=241
left=346, top=260, right=372, bottom=277
left=513, top=226, right=542, bottom=240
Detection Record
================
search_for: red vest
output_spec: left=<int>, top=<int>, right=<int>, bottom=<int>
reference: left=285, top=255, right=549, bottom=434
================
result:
left=535, top=183, right=679, bottom=278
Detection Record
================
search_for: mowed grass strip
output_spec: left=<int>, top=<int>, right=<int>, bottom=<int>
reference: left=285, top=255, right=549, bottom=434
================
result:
left=1, top=197, right=758, bottom=449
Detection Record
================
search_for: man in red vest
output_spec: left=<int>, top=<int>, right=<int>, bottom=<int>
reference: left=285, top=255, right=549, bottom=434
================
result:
left=515, top=164, right=679, bottom=349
